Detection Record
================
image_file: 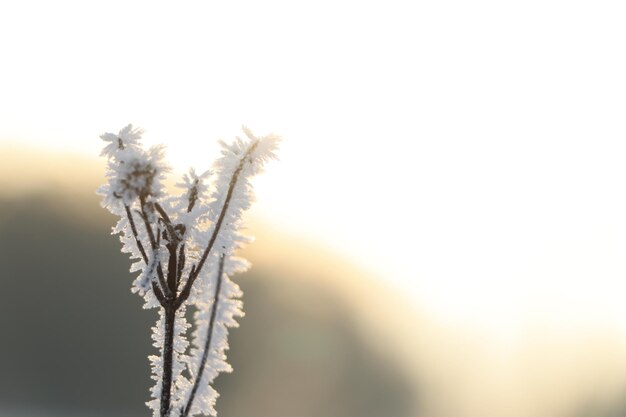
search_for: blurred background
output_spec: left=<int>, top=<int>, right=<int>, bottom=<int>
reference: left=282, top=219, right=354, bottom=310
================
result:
left=2, top=1, right=626, bottom=417
left=0, top=154, right=417, bottom=417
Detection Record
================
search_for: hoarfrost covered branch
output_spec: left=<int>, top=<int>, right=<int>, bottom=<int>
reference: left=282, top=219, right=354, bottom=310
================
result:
left=98, top=124, right=280, bottom=417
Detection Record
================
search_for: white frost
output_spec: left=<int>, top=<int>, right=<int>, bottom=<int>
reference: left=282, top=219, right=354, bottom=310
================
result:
left=98, top=125, right=280, bottom=417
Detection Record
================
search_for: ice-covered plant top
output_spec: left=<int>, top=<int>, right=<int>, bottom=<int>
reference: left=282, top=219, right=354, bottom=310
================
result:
left=98, top=125, right=280, bottom=417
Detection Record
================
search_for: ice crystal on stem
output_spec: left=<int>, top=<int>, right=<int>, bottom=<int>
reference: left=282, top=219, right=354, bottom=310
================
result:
left=98, top=124, right=279, bottom=416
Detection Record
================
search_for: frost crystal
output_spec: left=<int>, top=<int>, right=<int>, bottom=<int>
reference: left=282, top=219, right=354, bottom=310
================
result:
left=99, top=125, right=279, bottom=417
left=100, top=124, right=144, bottom=158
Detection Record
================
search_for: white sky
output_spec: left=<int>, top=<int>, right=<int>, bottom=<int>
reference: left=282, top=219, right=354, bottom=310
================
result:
left=2, top=0, right=626, bottom=340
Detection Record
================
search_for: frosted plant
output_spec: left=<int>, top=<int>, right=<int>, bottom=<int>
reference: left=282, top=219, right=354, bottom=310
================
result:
left=98, top=125, right=280, bottom=417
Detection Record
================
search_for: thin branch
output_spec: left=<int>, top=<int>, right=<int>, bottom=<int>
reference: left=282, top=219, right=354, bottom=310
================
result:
left=125, top=204, right=166, bottom=306
left=152, top=280, right=166, bottom=305
left=137, top=204, right=172, bottom=299
left=182, top=255, right=225, bottom=417
left=187, top=182, right=199, bottom=212
left=175, top=141, right=259, bottom=308
left=155, top=202, right=179, bottom=244
left=166, top=241, right=178, bottom=296
left=153, top=203, right=182, bottom=295
left=155, top=201, right=174, bottom=225
left=175, top=184, right=196, bottom=292
left=176, top=245, right=185, bottom=290
left=137, top=206, right=158, bottom=249
left=156, top=264, right=172, bottom=299
left=124, top=205, right=149, bottom=264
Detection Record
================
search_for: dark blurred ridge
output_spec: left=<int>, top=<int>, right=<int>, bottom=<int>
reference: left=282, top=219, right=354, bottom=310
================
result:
left=0, top=179, right=416, bottom=416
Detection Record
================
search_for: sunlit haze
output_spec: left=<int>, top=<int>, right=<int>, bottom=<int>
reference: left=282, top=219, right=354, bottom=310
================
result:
left=2, top=3, right=626, bottom=415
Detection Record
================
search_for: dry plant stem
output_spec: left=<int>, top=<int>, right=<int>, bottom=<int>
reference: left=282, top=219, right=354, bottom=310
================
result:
left=124, top=205, right=166, bottom=304
left=124, top=204, right=149, bottom=263
left=155, top=202, right=178, bottom=242
left=135, top=207, right=171, bottom=299
left=100, top=126, right=278, bottom=417
left=155, top=143, right=258, bottom=416
left=124, top=198, right=179, bottom=416
left=161, top=304, right=177, bottom=417
left=175, top=141, right=259, bottom=309
left=155, top=203, right=181, bottom=417
left=182, top=254, right=226, bottom=417
left=138, top=202, right=173, bottom=300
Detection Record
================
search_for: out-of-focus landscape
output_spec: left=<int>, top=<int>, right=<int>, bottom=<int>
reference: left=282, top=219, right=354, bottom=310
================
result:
left=0, top=148, right=418, bottom=417
left=1, top=145, right=626, bottom=417
left=3, top=1, right=626, bottom=417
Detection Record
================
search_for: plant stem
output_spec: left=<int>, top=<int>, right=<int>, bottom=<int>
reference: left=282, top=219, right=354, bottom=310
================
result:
left=161, top=142, right=259, bottom=415
left=181, top=255, right=225, bottom=417
left=137, top=203, right=172, bottom=299
left=160, top=303, right=176, bottom=417
left=124, top=205, right=149, bottom=263
left=176, top=140, right=259, bottom=308
left=125, top=205, right=166, bottom=305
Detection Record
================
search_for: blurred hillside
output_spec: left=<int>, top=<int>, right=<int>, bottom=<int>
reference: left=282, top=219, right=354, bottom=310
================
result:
left=3, top=147, right=626, bottom=417
left=0, top=149, right=417, bottom=417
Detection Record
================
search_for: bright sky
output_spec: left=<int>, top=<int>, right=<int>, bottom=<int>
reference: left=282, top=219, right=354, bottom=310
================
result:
left=2, top=0, right=626, bottom=342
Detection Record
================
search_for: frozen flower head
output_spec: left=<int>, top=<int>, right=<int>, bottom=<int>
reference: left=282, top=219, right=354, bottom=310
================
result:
left=219, top=126, right=280, bottom=166
left=242, top=126, right=280, bottom=164
left=116, top=145, right=168, bottom=204
left=100, top=124, right=144, bottom=159
left=98, top=124, right=170, bottom=209
left=178, top=168, right=212, bottom=212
